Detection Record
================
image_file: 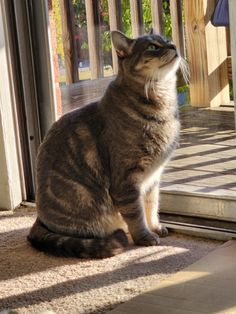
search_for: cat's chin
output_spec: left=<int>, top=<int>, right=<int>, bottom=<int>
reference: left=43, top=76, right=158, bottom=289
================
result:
left=159, top=54, right=179, bottom=69
left=158, top=57, right=180, bottom=81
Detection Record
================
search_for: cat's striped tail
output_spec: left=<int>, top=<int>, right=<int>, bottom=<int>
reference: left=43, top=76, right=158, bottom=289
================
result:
left=27, top=218, right=129, bottom=258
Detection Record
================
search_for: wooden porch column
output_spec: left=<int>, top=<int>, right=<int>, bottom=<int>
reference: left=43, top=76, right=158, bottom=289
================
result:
left=184, top=0, right=229, bottom=107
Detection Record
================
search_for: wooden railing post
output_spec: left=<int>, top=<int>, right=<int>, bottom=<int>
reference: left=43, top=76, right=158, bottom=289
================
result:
left=130, top=0, right=143, bottom=37
left=108, top=0, right=122, bottom=74
left=151, top=0, right=164, bottom=35
left=59, top=0, right=79, bottom=84
left=85, top=0, right=103, bottom=79
left=184, top=0, right=229, bottom=107
left=170, top=0, right=184, bottom=57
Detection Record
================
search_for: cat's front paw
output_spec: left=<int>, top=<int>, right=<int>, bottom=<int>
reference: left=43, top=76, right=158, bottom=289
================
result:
left=134, top=231, right=160, bottom=246
left=155, top=225, right=168, bottom=238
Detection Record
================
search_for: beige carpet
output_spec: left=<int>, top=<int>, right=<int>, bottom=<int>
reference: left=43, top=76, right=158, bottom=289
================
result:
left=0, top=207, right=221, bottom=314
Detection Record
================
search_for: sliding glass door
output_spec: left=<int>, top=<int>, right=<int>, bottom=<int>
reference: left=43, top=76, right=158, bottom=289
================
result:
left=4, top=0, right=236, bottom=229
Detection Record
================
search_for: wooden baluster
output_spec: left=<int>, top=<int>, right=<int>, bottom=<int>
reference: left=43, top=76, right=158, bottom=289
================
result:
left=59, top=0, right=79, bottom=84
left=151, top=0, right=164, bottom=35
left=130, top=0, right=143, bottom=38
left=85, top=0, right=103, bottom=79
left=108, top=0, right=122, bottom=74
left=170, top=0, right=184, bottom=57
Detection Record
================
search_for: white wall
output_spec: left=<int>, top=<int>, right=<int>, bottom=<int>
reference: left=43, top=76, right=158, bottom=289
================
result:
left=0, top=2, right=23, bottom=210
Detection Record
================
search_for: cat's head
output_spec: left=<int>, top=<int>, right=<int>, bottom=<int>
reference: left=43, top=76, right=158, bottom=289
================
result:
left=111, top=30, right=181, bottom=84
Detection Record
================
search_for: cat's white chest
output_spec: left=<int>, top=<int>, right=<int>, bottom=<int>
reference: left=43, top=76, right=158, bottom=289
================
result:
left=140, top=164, right=165, bottom=195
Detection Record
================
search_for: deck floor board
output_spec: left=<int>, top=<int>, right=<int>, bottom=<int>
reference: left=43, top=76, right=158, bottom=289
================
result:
left=161, top=106, right=236, bottom=198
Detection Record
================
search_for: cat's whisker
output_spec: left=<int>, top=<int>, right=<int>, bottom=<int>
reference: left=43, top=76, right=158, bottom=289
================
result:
left=179, top=57, right=190, bottom=84
left=152, top=77, right=155, bottom=95
left=153, top=71, right=160, bottom=97
left=144, top=70, right=158, bottom=99
left=145, top=77, right=152, bottom=99
left=145, top=71, right=159, bottom=99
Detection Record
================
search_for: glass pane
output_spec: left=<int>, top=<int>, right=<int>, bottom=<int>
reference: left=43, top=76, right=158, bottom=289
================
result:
left=50, top=0, right=183, bottom=115
left=46, top=0, right=236, bottom=220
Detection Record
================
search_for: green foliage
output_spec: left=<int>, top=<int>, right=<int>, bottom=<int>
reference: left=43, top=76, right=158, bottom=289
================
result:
left=72, top=0, right=86, bottom=27
left=163, top=0, right=172, bottom=39
left=121, top=0, right=132, bottom=37
left=142, top=0, right=152, bottom=33
left=100, top=0, right=111, bottom=53
left=120, top=0, right=172, bottom=39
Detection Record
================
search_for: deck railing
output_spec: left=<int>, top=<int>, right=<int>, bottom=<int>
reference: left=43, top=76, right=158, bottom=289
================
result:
left=56, top=0, right=230, bottom=112
left=60, top=0, right=185, bottom=82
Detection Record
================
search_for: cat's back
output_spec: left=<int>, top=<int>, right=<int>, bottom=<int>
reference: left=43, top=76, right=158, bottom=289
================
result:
left=36, top=101, right=107, bottom=203
left=37, top=102, right=102, bottom=165
left=41, top=102, right=99, bottom=146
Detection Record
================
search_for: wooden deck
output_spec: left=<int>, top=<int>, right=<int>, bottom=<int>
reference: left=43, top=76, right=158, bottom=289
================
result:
left=161, top=105, right=236, bottom=199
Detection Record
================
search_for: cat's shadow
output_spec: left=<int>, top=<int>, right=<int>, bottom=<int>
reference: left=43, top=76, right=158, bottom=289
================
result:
left=0, top=215, right=219, bottom=310
left=0, top=231, right=190, bottom=309
left=0, top=222, right=209, bottom=282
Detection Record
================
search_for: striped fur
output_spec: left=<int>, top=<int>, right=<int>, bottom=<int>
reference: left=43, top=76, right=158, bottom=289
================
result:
left=28, top=31, right=181, bottom=258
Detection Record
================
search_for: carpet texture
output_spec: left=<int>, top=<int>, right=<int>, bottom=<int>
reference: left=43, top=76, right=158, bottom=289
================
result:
left=0, top=208, right=221, bottom=314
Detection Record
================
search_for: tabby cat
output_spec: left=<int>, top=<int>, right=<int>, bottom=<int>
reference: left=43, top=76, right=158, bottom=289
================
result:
left=28, top=30, right=183, bottom=258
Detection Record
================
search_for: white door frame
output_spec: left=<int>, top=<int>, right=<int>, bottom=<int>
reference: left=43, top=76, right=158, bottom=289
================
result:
left=0, top=1, right=23, bottom=209
left=0, top=0, right=57, bottom=209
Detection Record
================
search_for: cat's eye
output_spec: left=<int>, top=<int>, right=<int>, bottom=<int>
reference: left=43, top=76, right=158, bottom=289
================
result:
left=147, top=44, right=160, bottom=51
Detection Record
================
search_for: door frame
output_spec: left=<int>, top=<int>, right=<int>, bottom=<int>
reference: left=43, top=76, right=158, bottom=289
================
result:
left=0, top=0, right=57, bottom=207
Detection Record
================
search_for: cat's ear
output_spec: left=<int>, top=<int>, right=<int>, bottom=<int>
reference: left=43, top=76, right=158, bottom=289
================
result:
left=111, top=31, right=134, bottom=58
